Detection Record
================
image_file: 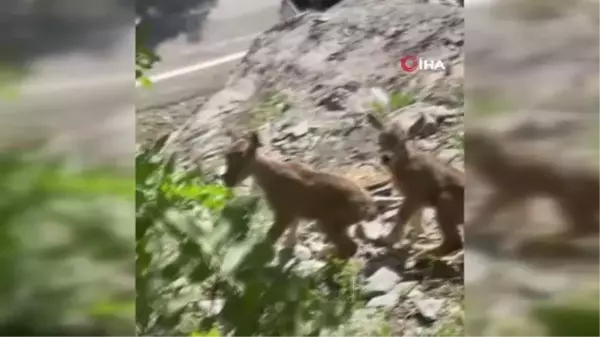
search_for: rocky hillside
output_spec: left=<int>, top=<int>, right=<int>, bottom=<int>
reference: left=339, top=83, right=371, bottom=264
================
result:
left=163, top=0, right=464, bottom=172
left=159, top=0, right=465, bottom=335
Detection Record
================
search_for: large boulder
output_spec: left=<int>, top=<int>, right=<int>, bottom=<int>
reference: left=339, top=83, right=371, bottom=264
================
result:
left=164, top=0, right=464, bottom=173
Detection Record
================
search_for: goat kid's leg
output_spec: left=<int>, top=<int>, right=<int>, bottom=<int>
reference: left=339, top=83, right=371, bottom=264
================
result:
left=267, top=213, right=295, bottom=246
left=560, top=198, right=600, bottom=239
left=426, top=198, right=463, bottom=257
left=283, top=220, right=300, bottom=248
left=383, top=198, right=422, bottom=247
left=466, top=191, right=512, bottom=231
left=409, top=209, right=425, bottom=237
left=320, top=221, right=358, bottom=260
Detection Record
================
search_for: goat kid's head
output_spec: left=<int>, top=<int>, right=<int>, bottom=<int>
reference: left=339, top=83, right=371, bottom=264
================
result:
left=366, top=113, right=411, bottom=166
left=221, top=129, right=262, bottom=187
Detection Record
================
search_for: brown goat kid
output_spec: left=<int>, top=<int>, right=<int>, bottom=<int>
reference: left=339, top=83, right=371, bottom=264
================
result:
left=366, top=113, right=465, bottom=256
left=221, top=130, right=379, bottom=259
left=464, top=130, right=599, bottom=239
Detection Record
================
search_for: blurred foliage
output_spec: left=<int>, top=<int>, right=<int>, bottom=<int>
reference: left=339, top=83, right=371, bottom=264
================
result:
left=0, top=143, right=135, bottom=335
left=136, top=137, right=364, bottom=336
left=492, top=0, right=586, bottom=20
left=532, top=284, right=600, bottom=337
left=370, top=89, right=416, bottom=118
left=2, top=0, right=222, bottom=86
left=0, top=65, right=26, bottom=101
left=468, top=94, right=514, bottom=117
left=136, top=19, right=161, bottom=86
left=1, top=0, right=132, bottom=74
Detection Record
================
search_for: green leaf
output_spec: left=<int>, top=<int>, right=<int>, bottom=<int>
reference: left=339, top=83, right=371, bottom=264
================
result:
left=220, top=240, right=255, bottom=276
left=161, top=260, right=183, bottom=281
left=389, top=91, right=415, bottom=110
left=190, top=261, right=211, bottom=283
left=191, top=326, right=221, bottom=337
left=138, top=76, right=153, bottom=88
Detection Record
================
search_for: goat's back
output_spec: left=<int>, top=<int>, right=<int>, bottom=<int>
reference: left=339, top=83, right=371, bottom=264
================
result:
left=259, top=160, right=376, bottom=222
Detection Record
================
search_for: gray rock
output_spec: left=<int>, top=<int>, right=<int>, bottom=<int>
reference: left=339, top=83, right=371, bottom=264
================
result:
left=164, top=0, right=464, bottom=166
left=381, top=209, right=398, bottom=222
left=395, top=281, right=419, bottom=297
left=373, top=196, right=401, bottom=209
left=365, top=281, right=418, bottom=309
left=289, top=120, right=309, bottom=138
left=296, top=259, right=326, bottom=277
left=198, top=299, right=225, bottom=316
left=363, top=266, right=402, bottom=297
left=306, top=236, right=327, bottom=252
left=294, top=244, right=312, bottom=260
left=414, top=298, right=445, bottom=321
left=366, top=292, right=399, bottom=309
left=359, top=220, right=387, bottom=240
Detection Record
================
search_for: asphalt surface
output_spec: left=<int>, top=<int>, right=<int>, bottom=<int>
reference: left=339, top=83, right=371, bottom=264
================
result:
left=3, top=0, right=476, bottom=161
left=18, top=0, right=282, bottom=110
left=2, top=0, right=282, bottom=165
left=137, top=0, right=282, bottom=109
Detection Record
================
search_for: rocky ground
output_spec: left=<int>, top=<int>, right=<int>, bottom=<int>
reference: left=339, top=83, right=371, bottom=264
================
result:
left=137, top=95, right=208, bottom=146
left=136, top=0, right=599, bottom=335
left=139, top=0, right=466, bottom=335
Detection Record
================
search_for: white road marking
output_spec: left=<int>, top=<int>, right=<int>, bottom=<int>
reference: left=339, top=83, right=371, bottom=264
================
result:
left=180, top=32, right=260, bottom=56
left=136, top=51, right=247, bottom=87
left=23, top=33, right=257, bottom=92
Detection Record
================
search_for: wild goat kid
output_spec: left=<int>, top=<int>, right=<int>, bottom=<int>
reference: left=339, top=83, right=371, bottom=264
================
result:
left=221, top=130, right=379, bottom=259
left=367, top=113, right=465, bottom=256
left=464, top=130, right=599, bottom=240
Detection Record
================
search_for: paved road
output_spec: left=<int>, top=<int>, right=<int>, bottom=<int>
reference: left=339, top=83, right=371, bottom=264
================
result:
left=136, top=0, right=282, bottom=109
left=18, top=0, right=282, bottom=110
left=3, top=0, right=282, bottom=165
left=136, top=0, right=279, bottom=108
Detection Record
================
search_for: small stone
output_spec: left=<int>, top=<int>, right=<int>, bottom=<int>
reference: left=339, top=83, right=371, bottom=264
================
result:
left=306, top=237, right=327, bottom=253
left=381, top=209, right=397, bottom=222
left=373, top=196, right=401, bottom=208
left=414, top=298, right=445, bottom=321
left=359, top=220, right=387, bottom=240
left=363, top=267, right=402, bottom=297
left=365, top=281, right=417, bottom=309
left=315, top=245, right=337, bottom=260
left=394, top=281, right=418, bottom=297
left=289, top=121, right=309, bottom=138
left=199, top=299, right=225, bottom=316
left=294, top=244, right=312, bottom=260
left=296, top=260, right=326, bottom=277
left=366, top=292, right=399, bottom=309
left=216, top=165, right=227, bottom=177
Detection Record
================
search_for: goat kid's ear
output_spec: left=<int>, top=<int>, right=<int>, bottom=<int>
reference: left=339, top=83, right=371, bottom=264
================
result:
left=380, top=153, right=392, bottom=165
left=391, top=122, right=409, bottom=140
left=366, top=113, right=385, bottom=131
left=247, top=130, right=263, bottom=149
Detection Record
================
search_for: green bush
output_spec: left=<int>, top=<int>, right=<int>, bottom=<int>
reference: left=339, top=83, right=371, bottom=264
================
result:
left=532, top=285, right=600, bottom=337
left=0, top=143, right=135, bottom=335
left=136, top=137, right=362, bottom=336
